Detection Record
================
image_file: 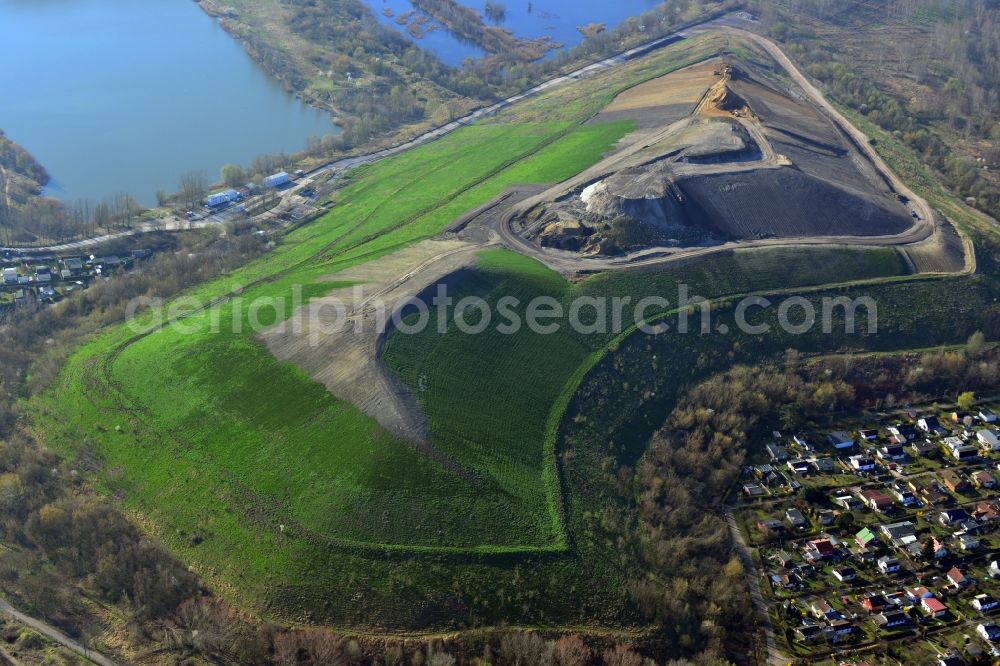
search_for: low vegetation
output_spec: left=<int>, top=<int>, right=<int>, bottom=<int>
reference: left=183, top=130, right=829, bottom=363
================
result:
left=8, top=16, right=1000, bottom=665
left=206, top=0, right=744, bottom=149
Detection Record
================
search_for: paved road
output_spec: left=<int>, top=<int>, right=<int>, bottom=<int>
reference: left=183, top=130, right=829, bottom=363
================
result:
left=0, top=597, right=120, bottom=666
left=724, top=508, right=790, bottom=666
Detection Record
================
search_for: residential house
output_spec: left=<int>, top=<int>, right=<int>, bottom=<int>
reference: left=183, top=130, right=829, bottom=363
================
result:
left=804, top=539, right=836, bottom=562
left=851, top=547, right=875, bottom=564
left=919, top=416, right=947, bottom=436
left=953, top=444, right=981, bottom=461
left=795, top=622, right=823, bottom=642
left=974, top=470, right=997, bottom=489
left=793, top=434, right=811, bottom=449
left=922, top=596, right=948, bottom=618
left=766, top=443, right=789, bottom=462
left=833, top=495, right=863, bottom=511
left=810, top=457, right=835, bottom=473
left=885, top=591, right=912, bottom=607
left=959, top=518, right=981, bottom=534
left=907, top=586, right=932, bottom=601
left=98, top=256, right=123, bottom=270
left=785, top=508, right=807, bottom=529
left=929, top=537, right=949, bottom=560
left=786, top=459, right=811, bottom=475
left=947, top=566, right=969, bottom=589
left=817, top=509, right=836, bottom=526
left=827, top=431, right=855, bottom=450
left=754, top=465, right=780, bottom=485
left=860, top=488, right=894, bottom=513
left=880, top=521, right=918, bottom=551
left=832, top=566, right=856, bottom=583
left=875, top=610, right=910, bottom=628
left=975, top=501, right=1000, bottom=522
left=981, top=409, right=998, bottom=424
left=892, top=487, right=917, bottom=506
left=959, top=534, right=981, bottom=553
left=978, top=428, right=1000, bottom=451
left=849, top=455, right=877, bottom=472
left=855, top=527, right=878, bottom=550
left=940, top=508, right=970, bottom=526
left=911, top=479, right=949, bottom=505
left=877, top=443, right=906, bottom=460
left=978, top=623, right=1000, bottom=642
left=859, top=428, right=878, bottom=441
left=944, top=435, right=966, bottom=451
left=770, top=550, right=795, bottom=568
left=861, top=593, right=888, bottom=613
left=810, top=598, right=841, bottom=620
left=937, top=653, right=965, bottom=666
left=771, top=573, right=800, bottom=590
left=878, top=556, right=902, bottom=574
left=941, top=470, right=971, bottom=493
left=911, top=439, right=938, bottom=456
left=744, top=484, right=765, bottom=498
left=991, top=560, right=1000, bottom=579
left=973, top=594, right=999, bottom=613
left=826, top=619, right=854, bottom=641
left=757, top=519, right=784, bottom=533
left=889, top=424, right=919, bottom=442
left=945, top=436, right=979, bottom=461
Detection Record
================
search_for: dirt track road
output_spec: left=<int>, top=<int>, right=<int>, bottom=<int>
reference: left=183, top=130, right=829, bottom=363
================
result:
left=0, top=597, right=120, bottom=666
left=723, top=509, right=789, bottom=666
left=496, top=26, right=945, bottom=275
left=719, top=28, right=935, bottom=228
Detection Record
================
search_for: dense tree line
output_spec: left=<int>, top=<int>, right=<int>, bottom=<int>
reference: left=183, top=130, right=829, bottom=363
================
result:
left=0, top=129, right=48, bottom=190
left=258, top=0, right=741, bottom=150
left=1, top=191, right=144, bottom=246
left=628, top=365, right=851, bottom=656
left=0, top=227, right=271, bottom=653
left=753, top=0, right=1000, bottom=221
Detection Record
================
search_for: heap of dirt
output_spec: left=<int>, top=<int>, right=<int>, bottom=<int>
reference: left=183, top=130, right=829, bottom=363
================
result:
left=520, top=57, right=917, bottom=256
left=258, top=238, right=488, bottom=443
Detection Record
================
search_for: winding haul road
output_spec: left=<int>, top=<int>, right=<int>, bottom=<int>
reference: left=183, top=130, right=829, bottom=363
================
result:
left=0, top=597, right=120, bottom=666
left=0, top=15, right=952, bottom=665
left=494, top=26, right=941, bottom=275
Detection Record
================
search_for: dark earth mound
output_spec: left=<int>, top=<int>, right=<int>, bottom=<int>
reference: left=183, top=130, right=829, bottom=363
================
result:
left=676, top=168, right=913, bottom=240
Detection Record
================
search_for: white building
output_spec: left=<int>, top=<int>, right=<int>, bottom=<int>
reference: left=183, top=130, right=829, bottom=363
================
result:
left=979, top=428, right=1000, bottom=451
left=263, top=171, right=290, bottom=188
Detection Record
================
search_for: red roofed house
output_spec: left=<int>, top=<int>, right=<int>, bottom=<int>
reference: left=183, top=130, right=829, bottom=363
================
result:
left=922, top=596, right=948, bottom=618
left=974, top=470, right=997, bottom=489
left=861, top=593, right=888, bottom=613
left=947, top=566, right=969, bottom=589
left=804, top=538, right=835, bottom=561
left=975, top=501, right=1000, bottom=522
left=861, top=488, right=894, bottom=513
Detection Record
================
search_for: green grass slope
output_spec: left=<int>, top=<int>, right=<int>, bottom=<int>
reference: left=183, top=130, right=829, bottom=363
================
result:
left=26, top=32, right=961, bottom=628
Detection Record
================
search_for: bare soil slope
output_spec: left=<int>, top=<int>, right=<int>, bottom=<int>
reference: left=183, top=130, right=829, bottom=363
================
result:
left=516, top=57, right=920, bottom=256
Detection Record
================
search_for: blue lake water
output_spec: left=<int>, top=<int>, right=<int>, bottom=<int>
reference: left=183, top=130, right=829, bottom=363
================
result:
left=0, top=0, right=337, bottom=206
left=365, top=0, right=666, bottom=66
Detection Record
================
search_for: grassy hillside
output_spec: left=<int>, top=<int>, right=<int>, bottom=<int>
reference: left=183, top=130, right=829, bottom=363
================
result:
left=25, top=30, right=984, bottom=632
